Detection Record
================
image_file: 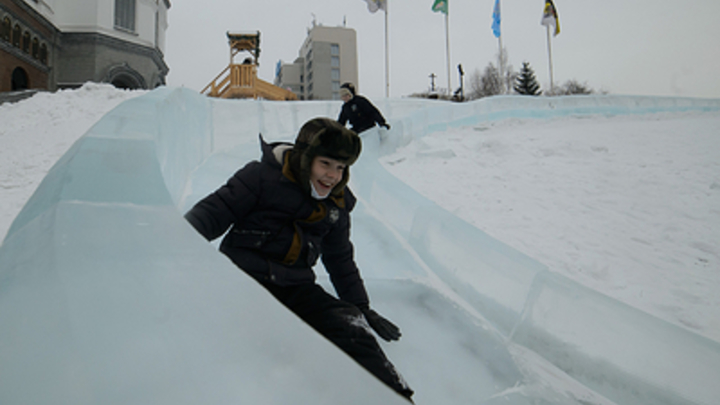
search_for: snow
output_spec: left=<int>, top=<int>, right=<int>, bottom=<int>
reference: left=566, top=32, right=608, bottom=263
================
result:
left=0, top=83, right=145, bottom=242
left=380, top=113, right=720, bottom=342
left=1, top=84, right=719, bottom=405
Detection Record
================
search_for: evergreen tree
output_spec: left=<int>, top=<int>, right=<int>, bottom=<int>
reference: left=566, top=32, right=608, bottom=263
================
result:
left=514, top=62, right=541, bottom=96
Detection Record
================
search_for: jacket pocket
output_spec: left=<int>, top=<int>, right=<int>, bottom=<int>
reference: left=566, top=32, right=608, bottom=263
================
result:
left=229, top=228, right=272, bottom=249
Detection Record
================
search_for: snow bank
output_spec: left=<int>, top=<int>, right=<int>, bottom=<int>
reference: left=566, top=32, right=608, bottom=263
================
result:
left=0, top=83, right=144, bottom=242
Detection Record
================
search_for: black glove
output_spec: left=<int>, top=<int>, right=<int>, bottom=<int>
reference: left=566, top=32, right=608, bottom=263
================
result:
left=382, top=123, right=391, bottom=130
left=361, top=308, right=401, bottom=341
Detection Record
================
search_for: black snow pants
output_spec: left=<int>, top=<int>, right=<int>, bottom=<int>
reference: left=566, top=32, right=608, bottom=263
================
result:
left=260, top=282, right=414, bottom=400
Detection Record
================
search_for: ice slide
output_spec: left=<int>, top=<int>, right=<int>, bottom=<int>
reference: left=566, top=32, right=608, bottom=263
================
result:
left=1, top=88, right=719, bottom=405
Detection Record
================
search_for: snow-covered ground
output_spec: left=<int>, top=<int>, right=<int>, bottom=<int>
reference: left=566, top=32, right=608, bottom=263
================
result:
left=1, top=85, right=719, bottom=404
left=0, top=84, right=145, bottom=242
left=381, top=113, right=720, bottom=342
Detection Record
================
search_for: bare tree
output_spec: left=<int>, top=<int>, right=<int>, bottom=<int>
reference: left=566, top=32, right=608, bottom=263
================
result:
left=554, top=79, right=595, bottom=95
left=496, top=47, right=517, bottom=95
left=469, top=63, right=502, bottom=99
left=468, top=48, right=517, bottom=100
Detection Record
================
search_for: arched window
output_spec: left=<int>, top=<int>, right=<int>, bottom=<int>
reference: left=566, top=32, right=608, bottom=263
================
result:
left=31, top=37, right=39, bottom=59
left=22, top=31, right=30, bottom=53
left=39, top=43, right=48, bottom=65
left=12, top=24, right=21, bottom=47
left=1, top=17, right=11, bottom=42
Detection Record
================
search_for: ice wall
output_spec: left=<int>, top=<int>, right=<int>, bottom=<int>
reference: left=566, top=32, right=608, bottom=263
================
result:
left=359, top=95, right=720, bottom=405
left=2, top=88, right=719, bottom=405
left=0, top=89, right=408, bottom=405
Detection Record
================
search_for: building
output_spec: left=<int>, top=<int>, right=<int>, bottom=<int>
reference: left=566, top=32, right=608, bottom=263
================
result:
left=0, top=0, right=170, bottom=93
left=275, top=24, right=357, bottom=101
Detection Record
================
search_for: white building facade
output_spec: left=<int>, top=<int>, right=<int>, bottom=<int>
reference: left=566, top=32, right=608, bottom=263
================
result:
left=1, top=0, right=170, bottom=92
left=275, top=24, right=357, bottom=101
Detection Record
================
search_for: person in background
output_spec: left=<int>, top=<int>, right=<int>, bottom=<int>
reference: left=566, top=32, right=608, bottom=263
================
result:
left=184, top=118, right=413, bottom=402
left=337, top=82, right=390, bottom=134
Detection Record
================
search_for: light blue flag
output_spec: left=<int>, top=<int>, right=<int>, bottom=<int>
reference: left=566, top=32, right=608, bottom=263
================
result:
left=492, top=0, right=501, bottom=38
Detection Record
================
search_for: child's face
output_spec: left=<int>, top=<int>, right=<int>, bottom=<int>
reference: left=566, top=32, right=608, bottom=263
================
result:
left=309, top=156, right=346, bottom=197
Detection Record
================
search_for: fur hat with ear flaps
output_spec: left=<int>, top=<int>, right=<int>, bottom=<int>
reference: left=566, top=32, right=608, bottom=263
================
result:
left=288, top=118, right=361, bottom=197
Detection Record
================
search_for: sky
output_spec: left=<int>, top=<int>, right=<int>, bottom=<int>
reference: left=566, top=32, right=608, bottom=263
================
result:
left=164, top=0, right=720, bottom=100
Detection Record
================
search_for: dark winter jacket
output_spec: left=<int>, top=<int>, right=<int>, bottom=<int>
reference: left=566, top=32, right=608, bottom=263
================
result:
left=337, top=95, right=387, bottom=134
left=184, top=137, right=370, bottom=308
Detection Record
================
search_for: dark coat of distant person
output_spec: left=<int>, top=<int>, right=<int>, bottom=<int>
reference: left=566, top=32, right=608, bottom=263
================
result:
left=337, top=83, right=389, bottom=134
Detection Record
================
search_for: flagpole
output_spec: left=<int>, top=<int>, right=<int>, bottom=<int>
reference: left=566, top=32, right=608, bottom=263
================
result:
left=497, top=35, right=504, bottom=94
left=545, top=25, right=554, bottom=93
left=444, top=12, right=451, bottom=97
left=491, top=0, right=503, bottom=94
left=385, top=2, right=389, bottom=98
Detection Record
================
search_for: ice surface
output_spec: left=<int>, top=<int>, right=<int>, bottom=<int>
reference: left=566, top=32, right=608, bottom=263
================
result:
left=1, top=87, right=719, bottom=404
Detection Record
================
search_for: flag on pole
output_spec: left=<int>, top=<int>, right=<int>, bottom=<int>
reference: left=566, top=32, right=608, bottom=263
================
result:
left=541, top=0, right=560, bottom=36
left=432, top=0, right=448, bottom=15
left=491, top=0, right=501, bottom=38
left=363, top=0, right=386, bottom=13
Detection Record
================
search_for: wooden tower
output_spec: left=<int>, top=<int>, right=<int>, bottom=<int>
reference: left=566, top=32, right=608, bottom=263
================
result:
left=201, top=31, right=297, bottom=100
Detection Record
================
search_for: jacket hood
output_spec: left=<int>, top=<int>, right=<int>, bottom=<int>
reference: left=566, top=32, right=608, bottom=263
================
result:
left=259, top=135, right=293, bottom=167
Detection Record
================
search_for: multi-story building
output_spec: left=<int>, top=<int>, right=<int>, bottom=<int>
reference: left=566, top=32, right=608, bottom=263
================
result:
left=275, top=24, right=357, bottom=101
left=0, top=0, right=170, bottom=93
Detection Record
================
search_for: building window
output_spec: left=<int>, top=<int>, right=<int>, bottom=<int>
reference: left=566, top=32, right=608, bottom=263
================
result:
left=306, top=60, right=312, bottom=71
left=22, top=31, right=30, bottom=53
left=1, top=18, right=10, bottom=42
left=331, top=56, right=340, bottom=68
left=31, top=37, right=39, bottom=59
left=332, top=81, right=340, bottom=92
left=331, top=69, right=340, bottom=80
left=115, top=0, right=136, bottom=32
left=12, top=24, right=21, bottom=47
left=331, top=44, right=339, bottom=55
left=39, top=43, right=48, bottom=65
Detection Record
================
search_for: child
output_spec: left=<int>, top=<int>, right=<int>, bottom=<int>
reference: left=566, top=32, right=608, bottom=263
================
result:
left=338, top=82, right=390, bottom=133
left=184, top=118, right=413, bottom=401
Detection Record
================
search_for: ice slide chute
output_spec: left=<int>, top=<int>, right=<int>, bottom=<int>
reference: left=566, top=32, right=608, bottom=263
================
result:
left=1, top=88, right=719, bottom=405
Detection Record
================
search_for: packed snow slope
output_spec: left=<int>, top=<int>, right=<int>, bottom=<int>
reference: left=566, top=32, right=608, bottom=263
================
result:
left=1, top=87, right=719, bottom=405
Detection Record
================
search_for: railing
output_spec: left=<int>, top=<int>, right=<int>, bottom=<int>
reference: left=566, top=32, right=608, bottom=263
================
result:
left=201, top=64, right=296, bottom=101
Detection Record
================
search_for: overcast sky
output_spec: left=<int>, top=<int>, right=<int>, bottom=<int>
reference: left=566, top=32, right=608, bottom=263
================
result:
left=164, top=0, right=720, bottom=100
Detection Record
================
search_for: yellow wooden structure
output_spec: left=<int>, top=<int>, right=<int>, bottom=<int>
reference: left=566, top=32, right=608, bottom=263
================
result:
left=201, top=32, right=297, bottom=101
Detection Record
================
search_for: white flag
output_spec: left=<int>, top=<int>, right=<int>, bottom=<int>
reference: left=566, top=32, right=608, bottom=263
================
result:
left=363, top=0, right=387, bottom=13
left=541, top=0, right=560, bottom=36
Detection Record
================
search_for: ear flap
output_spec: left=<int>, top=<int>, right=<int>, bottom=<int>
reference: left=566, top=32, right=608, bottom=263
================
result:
left=331, top=166, right=351, bottom=197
